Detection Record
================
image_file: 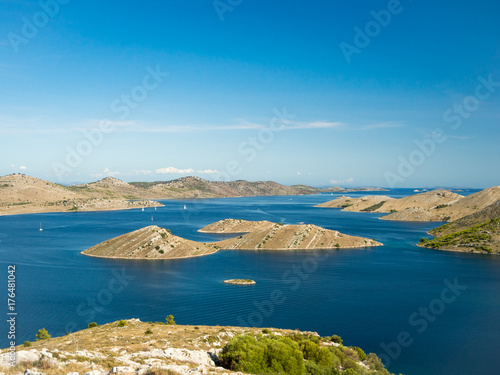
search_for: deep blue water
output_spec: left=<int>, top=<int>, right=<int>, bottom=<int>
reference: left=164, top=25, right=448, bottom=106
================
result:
left=1, top=189, right=499, bottom=375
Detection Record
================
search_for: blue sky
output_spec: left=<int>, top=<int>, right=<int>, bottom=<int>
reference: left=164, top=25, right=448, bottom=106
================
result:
left=1, top=0, right=499, bottom=188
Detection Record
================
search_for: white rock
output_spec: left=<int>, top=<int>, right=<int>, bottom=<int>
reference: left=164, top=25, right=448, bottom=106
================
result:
left=0, top=351, right=42, bottom=368
left=24, top=370, right=43, bottom=375
left=66, top=372, right=79, bottom=375
left=83, top=371, right=104, bottom=375
left=108, top=366, right=135, bottom=374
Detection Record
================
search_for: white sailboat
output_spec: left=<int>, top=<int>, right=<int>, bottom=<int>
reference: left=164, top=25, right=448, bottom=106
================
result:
left=154, top=207, right=157, bottom=211
left=142, top=207, right=144, bottom=212
left=151, top=216, right=154, bottom=221
left=184, top=204, right=187, bottom=210
left=39, top=223, right=43, bottom=231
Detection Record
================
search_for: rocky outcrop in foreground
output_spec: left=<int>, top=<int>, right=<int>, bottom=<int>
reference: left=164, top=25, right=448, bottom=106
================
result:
left=0, top=319, right=394, bottom=375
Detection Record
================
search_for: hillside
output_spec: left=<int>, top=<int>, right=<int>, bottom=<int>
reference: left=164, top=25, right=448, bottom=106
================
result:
left=0, top=174, right=386, bottom=216
left=419, top=200, right=500, bottom=254
left=198, top=219, right=275, bottom=233
left=128, top=176, right=386, bottom=199
left=82, top=225, right=218, bottom=260
left=216, top=222, right=382, bottom=250
left=316, top=188, right=500, bottom=222
left=0, top=174, right=162, bottom=216
left=0, top=319, right=394, bottom=375
left=315, top=195, right=395, bottom=211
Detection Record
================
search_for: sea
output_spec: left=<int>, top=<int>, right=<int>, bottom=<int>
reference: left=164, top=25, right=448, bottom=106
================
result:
left=1, top=188, right=499, bottom=375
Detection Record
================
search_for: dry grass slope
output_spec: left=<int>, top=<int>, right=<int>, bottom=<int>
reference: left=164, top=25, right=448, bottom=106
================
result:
left=82, top=226, right=218, bottom=260
left=317, top=187, right=500, bottom=222
left=198, top=219, right=275, bottom=233
left=215, top=222, right=382, bottom=250
left=0, top=320, right=393, bottom=375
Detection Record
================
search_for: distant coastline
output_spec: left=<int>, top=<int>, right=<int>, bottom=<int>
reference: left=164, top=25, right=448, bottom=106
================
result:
left=0, top=173, right=387, bottom=217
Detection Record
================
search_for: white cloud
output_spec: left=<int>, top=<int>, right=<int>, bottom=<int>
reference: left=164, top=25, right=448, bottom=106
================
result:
left=197, top=169, right=219, bottom=174
left=156, top=167, right=195, bottom=174
left=297, top=171, right=302, bottom=175
left=19, top=166, right=27, bottom=170
left=293, top=121, right=343, bottom=129
left=330, top=177, right=354, bottom=184
left=362, top=122, right=404, bottom=130
left=104, top=119, right=345, bottom=133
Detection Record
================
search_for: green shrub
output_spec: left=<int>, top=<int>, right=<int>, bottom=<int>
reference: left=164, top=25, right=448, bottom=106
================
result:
left=36, top=328, right=51, bottom=340
left=23, top=341, right=32, bottom=347
left=353, top=346, right=367, bottom=361
left=117, top=320, right=127, bottom=327
left=166, top=315, right=176, bottom=325
left=220, top=334, right=305, bottom=375
left=361, top=201, right=386, bottom=212
left=159, top=249, right=164, bottom=254
left=145, top=329, right=153, bottom=335
left=88, top=322, right=98, bottom=328
left=330, top=335, right=343, bottom=344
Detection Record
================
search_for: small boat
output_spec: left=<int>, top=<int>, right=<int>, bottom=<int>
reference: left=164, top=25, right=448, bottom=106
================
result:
left=142, top=207, right=144, bottom=212
left=151, top=216, right=154, bottom=221
left=154, top=207, right=157, bottom=211
left=184, top=204, right=187, bottom=210
left=39, top=223, right=43, bottom=231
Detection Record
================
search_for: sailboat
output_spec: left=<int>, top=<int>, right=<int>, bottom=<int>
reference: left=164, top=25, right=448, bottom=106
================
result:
left=154, top=207, right=157, bottom=211
left=142, top=207, right=144, bottom=212
left=184, top=204, right=187, bottom=210
left=151, top=216, right=154, bottom=222
left=39, top=223, right=43, bottom=231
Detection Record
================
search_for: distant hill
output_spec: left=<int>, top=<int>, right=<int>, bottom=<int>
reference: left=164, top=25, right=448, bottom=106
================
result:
left=419, top=200, right=500, bottom=254
left=0, top=174, right=161, bottom=216
left=316, top=187, right=500, bottom=222
left=0, top=173, right=386, bottom=216
left=125, top=176, right=387, bottom=199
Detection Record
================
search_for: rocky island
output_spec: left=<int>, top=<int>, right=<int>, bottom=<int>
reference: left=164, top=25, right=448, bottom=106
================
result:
left=316, top=186, right=500, bottom=222
left=82, top=225, right=219, bottom=260
left=198, top=219, right=274, bottom=233
left=223, top=279, right=256, bottom=285
left=82, top=220, right=382, bottom=260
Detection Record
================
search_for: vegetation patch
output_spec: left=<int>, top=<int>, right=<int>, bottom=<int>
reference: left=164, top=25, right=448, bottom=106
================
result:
left=420, top=218, right=499, bottom=253
left=219, top=333, right=392, bottom=375
left=361, top=201, right=386, bottom=212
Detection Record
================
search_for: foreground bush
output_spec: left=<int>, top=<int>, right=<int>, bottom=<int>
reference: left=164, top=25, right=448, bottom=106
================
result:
left=220, top=334, right=304, bottom=375
left=220, top=333, right=394, bottom=375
